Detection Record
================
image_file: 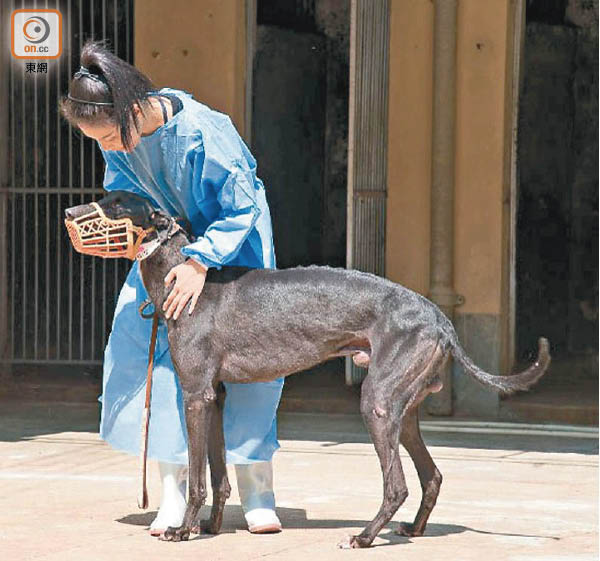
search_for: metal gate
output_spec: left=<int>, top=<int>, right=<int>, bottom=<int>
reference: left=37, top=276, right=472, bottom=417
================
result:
left=1, top=0, right=134, bottom=364
left=345, top=0, right=390, bottom=384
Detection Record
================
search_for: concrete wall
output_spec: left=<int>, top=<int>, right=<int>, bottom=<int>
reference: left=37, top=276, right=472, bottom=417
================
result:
left=134, top=0, right=247, bottom=136
left=386, top=0, right=516, bottom=414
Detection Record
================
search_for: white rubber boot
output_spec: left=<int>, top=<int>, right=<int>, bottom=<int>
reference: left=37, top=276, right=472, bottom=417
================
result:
left=235, top=461, right=282, bottom=534
left=149, top=461, right=188, bottom=536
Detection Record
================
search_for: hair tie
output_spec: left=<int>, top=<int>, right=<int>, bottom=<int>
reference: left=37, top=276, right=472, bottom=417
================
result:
left=70, top=64, right=112, bottom=105
left=74, top=65, right=108, bottom=85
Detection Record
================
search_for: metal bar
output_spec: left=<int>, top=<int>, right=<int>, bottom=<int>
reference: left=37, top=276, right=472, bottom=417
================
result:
left=68, top=0, right=73, bottom=361
left=21, top=4, right=27, bottom=358
left=126, top=0, right=130, bottom=61
left=6, top=359, right=103, bottom=365
left=101, top=255, right=107, bottom=351
left=79, top=1, right=84, bottom=360
left=90, top=0, right=96, bottom=360
left=0, top=0, right=10, bottom=364
left=113, top=0, right=118, bottom=54
left=56, top=0, right=62, bottom=360
left=34, top=48, right=39, bottom=359
left=6, top=187, right=105, bottom=193
left=45, top=0, right=50, bottom=359
left=244, top=0, right=256, bottom=146
left=113, top=0, right=119, bottom=325
left=9, top=0, right=16, bottom=361
left=114, top=0, right=119, bottom=331
left=0, top=189, right=7, bottom=361
left=101, top=0, right=108, bottom=351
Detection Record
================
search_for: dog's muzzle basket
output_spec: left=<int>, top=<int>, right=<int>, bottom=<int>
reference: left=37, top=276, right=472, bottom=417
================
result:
left=65, top=202, right=148, bottom=260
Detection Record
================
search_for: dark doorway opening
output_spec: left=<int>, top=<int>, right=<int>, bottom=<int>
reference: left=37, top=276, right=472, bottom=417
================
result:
left=511, top=0, right=598, bottom=424
left=252, top=0, right=348, bottom=270
left=251, top=0, right=357, bottom=411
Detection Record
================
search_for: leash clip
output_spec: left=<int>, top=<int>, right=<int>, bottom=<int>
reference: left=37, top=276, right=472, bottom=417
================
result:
left=138, top=300, right=156, bottom=319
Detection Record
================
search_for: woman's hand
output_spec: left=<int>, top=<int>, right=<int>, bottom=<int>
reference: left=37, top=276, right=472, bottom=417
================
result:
left=163, top=259, right=208, bottom=320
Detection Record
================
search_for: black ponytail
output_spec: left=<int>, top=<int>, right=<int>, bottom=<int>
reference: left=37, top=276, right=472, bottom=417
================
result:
left=60, top=40, right=156, bottom=150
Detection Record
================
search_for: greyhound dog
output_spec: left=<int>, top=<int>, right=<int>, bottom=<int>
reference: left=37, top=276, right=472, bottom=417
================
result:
left=65, top=191, right=550, bottom=548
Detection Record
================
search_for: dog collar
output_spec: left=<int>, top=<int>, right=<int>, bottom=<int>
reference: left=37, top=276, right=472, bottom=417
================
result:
left=135, top=219, right=182, bottom=262
left=135, top=238, right=162, bottom=261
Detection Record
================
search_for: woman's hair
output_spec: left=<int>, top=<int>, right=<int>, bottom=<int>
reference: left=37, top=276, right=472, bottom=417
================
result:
left=60, top=40, right=156, bottom=150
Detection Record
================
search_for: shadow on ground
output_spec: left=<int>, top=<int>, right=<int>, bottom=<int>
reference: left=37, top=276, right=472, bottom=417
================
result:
left=278, top=412, right=599, bottom=455
left=0, top=401, right=100, bottom=441
left=0, top=399, right=596, bottom=456
left=116, top=505, right=561, bottom=546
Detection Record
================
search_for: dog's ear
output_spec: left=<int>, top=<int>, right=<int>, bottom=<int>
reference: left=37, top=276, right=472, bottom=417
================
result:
left=149, top=209, right=172, bottom=231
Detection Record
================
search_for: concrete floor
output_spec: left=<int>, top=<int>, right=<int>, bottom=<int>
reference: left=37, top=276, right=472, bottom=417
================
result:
left=0, top=401, right=597, bottom=561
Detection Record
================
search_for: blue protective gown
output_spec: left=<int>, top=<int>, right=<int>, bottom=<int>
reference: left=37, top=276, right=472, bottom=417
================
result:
left=98, top=88, right=284, bottom=465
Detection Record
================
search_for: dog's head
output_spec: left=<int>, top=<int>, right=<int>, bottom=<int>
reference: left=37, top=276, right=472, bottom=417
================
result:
left=65, top=191, right=167, bottom=229
left=64, top=191, right=173, bottom=260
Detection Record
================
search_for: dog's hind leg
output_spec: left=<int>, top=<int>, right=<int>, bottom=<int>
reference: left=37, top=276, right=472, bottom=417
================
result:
left=194, top=382, right=231, bottom=535
left=338, top=337, right=447, bottom=548
left=338, top=375, right=407, bottom=549
left=392, top=342, right=446, bottom=537
left=393, top=342, right=446, bottom=537
left=396, top=408, right=442, bottom=537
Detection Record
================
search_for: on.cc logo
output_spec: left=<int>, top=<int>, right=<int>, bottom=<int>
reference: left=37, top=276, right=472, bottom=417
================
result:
left=11, top=9, right=62, bottom=59
left=22, top=16, right=51, bottom=44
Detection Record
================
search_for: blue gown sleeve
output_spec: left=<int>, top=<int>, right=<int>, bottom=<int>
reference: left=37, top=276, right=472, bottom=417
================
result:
left=180, top=143, right=262, bottom=270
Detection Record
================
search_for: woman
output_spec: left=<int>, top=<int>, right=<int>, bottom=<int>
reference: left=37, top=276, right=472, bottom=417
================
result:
left=60, top=41, right=284, bottom=535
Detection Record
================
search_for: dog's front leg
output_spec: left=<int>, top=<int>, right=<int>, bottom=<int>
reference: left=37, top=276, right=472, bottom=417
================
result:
left=163, top=386, right=216, bottom=542
left=193, top=382, right=230, bottom=535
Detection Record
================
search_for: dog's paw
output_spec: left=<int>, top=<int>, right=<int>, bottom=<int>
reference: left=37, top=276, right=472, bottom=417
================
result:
left=337, top=534, right=371, bottom=549
left=191, top=518, right=219, bottom=535
left=395, top=522, right=423, bottom=537
left=160, top=526, right=190, bottom=542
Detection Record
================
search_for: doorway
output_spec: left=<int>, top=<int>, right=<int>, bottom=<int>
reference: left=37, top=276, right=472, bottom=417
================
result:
left=510, top=0, right=598, bottom=423
left=251, top=0, right=349, bottom=269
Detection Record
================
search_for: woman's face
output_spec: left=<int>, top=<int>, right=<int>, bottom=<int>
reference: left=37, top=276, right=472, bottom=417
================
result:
left=78, top=119, right=141, bottom=152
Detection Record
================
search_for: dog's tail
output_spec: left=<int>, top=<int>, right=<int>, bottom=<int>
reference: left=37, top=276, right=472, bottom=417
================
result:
left=450, top=337, right=550, bottom=396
